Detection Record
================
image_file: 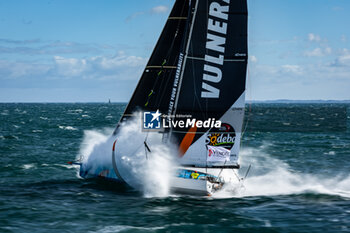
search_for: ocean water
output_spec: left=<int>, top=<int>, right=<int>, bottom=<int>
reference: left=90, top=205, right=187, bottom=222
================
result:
left=0, top=103, right=349, bottom=233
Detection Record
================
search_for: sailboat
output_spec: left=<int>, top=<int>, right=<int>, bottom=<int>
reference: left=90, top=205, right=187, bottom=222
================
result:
left=78, top=0, right=248, bottom=196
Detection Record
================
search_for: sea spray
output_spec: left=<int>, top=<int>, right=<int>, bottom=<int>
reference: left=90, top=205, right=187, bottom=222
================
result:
left=76, top=121, right=350, bottom=199
left=77, top=128, right=116, bottom=179
left=236, top=145, right=350, bottom=198
left=211, top=145, right=350, bottom=199
left=78, top=113, right=177, bottom=197
left=114, top=113, right=176, bottom=197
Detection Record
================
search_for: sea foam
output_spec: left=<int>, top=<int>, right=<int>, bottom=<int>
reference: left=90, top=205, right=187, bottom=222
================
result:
left=236, top=146, right=350, bottom=198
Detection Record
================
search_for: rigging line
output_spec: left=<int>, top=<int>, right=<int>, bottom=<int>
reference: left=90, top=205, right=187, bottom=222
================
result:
left=241, top=65, right=252, bottom=140
left=144, top=141, right=151, bottom=153
left=170, top=0, right=200, bottom=139
left=232, top=169, right=241, bottom=182
left=144, top=146, right=148, bottom=160
left=244, top=164, right=251, bottom=180
left=144, top=141, right=151, bottom=160
left=217, top=160, right=227, bottom=178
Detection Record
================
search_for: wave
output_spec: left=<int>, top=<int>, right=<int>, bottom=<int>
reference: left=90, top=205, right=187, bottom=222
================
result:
left=236, top=146, right=350, bottom=198
left=59, top=126, right=78, bottom=131
left=91, top=224, right=166, bottom=233
left=1, top=135, right=19, bottom=140
left=32, top=129, right=43, bottom=133
left=22, top=164, right=36, bottom=170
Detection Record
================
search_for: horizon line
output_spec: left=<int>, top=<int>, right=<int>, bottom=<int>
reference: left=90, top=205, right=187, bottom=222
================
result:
left=1, top=99, right=350, bottom=104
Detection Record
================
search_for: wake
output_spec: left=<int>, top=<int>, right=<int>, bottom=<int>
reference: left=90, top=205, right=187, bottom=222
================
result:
left=231, top=147, right=350, bottom=198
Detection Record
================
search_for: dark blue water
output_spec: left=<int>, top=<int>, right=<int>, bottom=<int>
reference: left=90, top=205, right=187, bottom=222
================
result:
left=1, top=103, right=349, bottom=232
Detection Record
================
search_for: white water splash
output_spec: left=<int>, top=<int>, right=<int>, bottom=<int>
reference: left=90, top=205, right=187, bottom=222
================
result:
left=77, top=128, right=115, bottom=174
left=236, top=146, right=350, bottom=198
left=79, top=113, right=176, bottom=197
left=113, top=113, right=176, bottom=197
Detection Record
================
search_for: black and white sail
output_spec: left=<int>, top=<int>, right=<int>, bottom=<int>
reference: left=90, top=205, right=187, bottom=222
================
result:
left=117, top=0, right=248, bottom=168
left=116, top=0, right=191, bottom=124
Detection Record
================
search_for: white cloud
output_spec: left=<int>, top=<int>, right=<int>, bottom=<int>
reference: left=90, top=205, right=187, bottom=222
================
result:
left=325, top=47, right=332, bottom=54
left=281, top=65, right=303, bottom=75
left=54, top=56, right=87, bottom=77
left=125, top=12, right=145, bottom=22
left=98, top=52, right=146, bottom=69
left=332, top=55, right=350, bottom=67
left=341, top=35, right=347, bottom=42
left=0, top=59, right=49, bottom=79
left=250, top=55, right=258, bottom=63
left=53, top=53, right=147, bottom=79
left=126, top=5, right=169, bottom=22
left=248, top=59, right=350, bottom=100
left=150, top=5, right=169, bottom=14
left=308, top=33, right=321, bottom=42
left=304, top=47, right=332, bottom=57
left=0, top=52, right=147, bottom=81
left=304, top=48, right=323, bottom=57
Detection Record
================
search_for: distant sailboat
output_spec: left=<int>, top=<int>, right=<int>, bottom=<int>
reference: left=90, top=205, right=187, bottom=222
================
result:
left=79, top=0, right=248, bottom=195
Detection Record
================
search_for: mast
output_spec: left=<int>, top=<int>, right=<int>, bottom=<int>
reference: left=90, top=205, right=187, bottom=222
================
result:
left=168, top=0, right=199, bottom=141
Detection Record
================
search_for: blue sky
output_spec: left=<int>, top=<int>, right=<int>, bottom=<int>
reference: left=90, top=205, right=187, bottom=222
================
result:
left=0, top=0, right=349, bottom=102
